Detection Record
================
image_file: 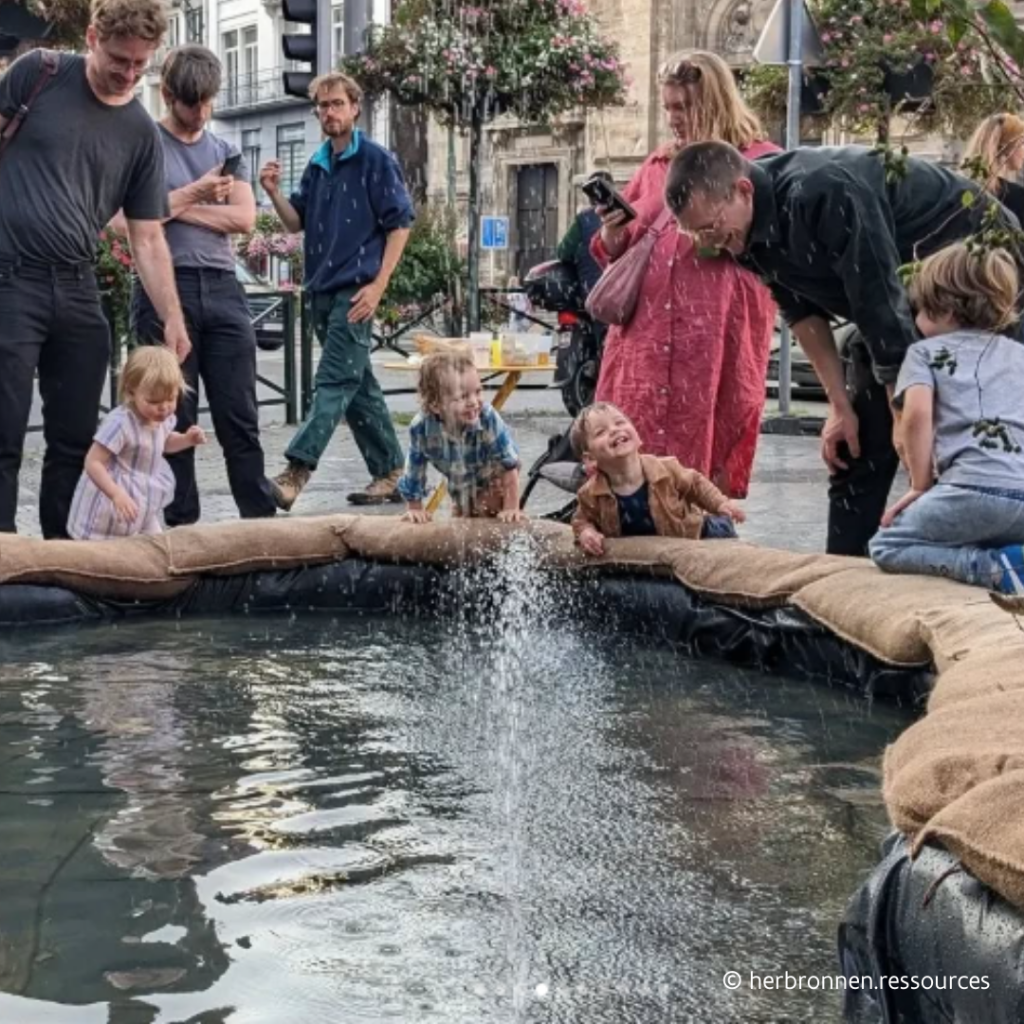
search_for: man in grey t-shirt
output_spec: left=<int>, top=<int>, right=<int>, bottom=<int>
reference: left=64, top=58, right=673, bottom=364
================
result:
left=127, top=45, right=275, bottom=523
left=0, top=0, right=189, bottom=538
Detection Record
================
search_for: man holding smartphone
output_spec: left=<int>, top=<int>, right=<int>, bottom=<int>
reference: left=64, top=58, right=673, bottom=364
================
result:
left=125, top=44, right=276, bottom=523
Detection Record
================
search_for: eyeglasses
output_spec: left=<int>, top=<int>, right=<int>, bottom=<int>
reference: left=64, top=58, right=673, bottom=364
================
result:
left=314, top=99, right=349, bottom=113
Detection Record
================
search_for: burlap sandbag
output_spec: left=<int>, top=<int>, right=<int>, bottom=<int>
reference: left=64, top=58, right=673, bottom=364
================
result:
left=791, top=568, right=975, bottom=667
left=0, top=533, right=187, bottom=600
left=884, top=691, right=1024, bottom=834
left=661, top=541, right=857, bottom=608
left=925, top=644, right=1024, bottom=712
left=166, top=515, right=351, bottom=576
left=912, top=771, right=1024, bottom=911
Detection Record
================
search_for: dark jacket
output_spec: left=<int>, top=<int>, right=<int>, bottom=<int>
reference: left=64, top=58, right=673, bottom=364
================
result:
left=737, top=146, right=1017, bottom=384
left=290, top=130, right=414, bottom=295
left=556, top=208, right=604, bottom=295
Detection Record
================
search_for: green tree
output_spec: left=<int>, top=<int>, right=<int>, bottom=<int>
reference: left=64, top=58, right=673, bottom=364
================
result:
left=340, top=0, right=627, bottom=330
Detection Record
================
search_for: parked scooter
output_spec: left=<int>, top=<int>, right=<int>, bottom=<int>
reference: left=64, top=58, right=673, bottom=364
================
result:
left=523, top=259, right=604, bottom=417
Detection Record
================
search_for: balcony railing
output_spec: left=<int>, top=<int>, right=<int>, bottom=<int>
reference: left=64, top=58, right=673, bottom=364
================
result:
left=216, top=67, right=309, bottom=116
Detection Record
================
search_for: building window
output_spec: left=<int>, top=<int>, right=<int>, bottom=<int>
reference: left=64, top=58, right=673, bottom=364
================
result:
left=222, top=29, right=239, bottom=106
left=242, top=26, right=258, bottom=105
left=332, top=4, right=344, bottom=62
left=167, top=14, right=181, bottom=50
left=242, top=129, right=262, bottom=202
left=277, top=123, right=306, bottom=198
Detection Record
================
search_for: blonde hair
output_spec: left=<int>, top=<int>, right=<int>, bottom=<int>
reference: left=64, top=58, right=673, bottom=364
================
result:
left=91, top=0, right=168, bottom=43
left=308, top=71, right=363, bottom=107
left=418, top=346, right=477, bottom=412
left=963, top=113, right=1024, bottom=193
left=908, top=244, right=1019, bottom=333
left=658, top=49, right=765, bottom=149
left=118, top=346, right=187, bottom=406
left=570, top=401, right=627, bottom=458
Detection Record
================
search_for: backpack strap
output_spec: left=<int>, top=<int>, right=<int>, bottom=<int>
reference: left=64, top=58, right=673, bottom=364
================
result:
left=0, top=50, right=60, bottom=162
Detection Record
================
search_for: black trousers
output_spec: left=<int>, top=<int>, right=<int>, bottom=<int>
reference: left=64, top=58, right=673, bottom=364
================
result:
left=0, top=259, right=111, bottom=538
left=826, top=337, right=900, bottom=556
left=132, top=268, right=275, bottom=525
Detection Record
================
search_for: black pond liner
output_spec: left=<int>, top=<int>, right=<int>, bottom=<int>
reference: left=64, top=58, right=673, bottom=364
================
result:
left=3, top=560, right=1023, bottom=1022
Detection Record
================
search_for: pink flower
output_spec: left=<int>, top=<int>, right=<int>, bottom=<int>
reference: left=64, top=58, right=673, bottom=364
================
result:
left=883, top=33, right=893, bottom=43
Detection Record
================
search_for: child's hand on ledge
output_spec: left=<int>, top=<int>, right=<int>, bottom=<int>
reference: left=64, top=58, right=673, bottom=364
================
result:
left=719, top=500, right=746, bottom=524
left=497, top=508, right=527, bottom=524
left=401, top=508, right=432, bottom=524
left=578, top=527, right=606, bottom=556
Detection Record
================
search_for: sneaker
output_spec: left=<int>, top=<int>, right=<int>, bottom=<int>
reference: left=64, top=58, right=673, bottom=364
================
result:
left=995, top=545, right=1024, bottom=596
left=347, top=469, right=404, bottom=506
left=270, top=460, right=312, bottom=512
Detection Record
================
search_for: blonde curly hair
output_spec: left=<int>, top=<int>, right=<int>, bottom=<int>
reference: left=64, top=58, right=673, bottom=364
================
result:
left=909, top=244, right=1019, bottom=334
left=417, top=346, right=477, bottom=413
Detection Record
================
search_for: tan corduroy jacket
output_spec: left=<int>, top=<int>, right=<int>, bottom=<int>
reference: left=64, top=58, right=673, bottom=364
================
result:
left=572, top=455, right=728, bottom=540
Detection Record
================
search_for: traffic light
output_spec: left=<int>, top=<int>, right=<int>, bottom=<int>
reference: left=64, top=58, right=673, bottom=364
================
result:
left=281, top=0, right=332, bottom=99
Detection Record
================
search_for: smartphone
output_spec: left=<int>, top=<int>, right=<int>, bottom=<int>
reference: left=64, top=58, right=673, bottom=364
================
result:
left=581, top=173, right=637, bottom=224
left=221, top=153, right=243, bottom=177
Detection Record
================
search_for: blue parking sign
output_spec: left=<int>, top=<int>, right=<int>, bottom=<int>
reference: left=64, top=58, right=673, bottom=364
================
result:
left=481, top=216, right=510, bottom=250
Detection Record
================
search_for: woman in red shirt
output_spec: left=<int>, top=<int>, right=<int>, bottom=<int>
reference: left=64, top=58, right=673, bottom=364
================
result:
left=593, top=51, right=778, bottom=498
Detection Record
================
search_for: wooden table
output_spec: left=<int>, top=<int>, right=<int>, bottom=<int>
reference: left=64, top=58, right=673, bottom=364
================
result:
left=384, top=361, right=557, bottom=513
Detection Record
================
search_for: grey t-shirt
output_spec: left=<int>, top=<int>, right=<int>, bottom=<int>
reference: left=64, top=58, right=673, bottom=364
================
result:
left=157, top=124, right=245, bottom=271
left=895, top=329, right=1024, bottom=490
left=0, top=50, right=167, bottom=264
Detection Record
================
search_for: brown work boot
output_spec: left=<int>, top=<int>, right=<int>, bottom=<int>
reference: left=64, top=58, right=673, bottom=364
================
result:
left=270, top=460, right=312, bottom=511
left=346, top=469, right=404, bottom=506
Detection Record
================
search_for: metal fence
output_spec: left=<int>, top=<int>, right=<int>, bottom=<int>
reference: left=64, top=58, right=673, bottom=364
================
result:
left=27, top=291, right=300, bottom=433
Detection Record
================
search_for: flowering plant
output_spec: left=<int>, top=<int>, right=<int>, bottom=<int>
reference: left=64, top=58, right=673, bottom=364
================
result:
left=237, top=212, right=304, bottom=286
left=96, top=229, right=134, bottom=342
left=341, top=0, right=628, bottom=127
left=746, top=0, right=1011, bottom=139
left=814, top=0, right=1009, bottom=137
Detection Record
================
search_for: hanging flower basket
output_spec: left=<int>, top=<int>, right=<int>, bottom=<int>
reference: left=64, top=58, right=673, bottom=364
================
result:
left=882, top=60, right=935, bottom=106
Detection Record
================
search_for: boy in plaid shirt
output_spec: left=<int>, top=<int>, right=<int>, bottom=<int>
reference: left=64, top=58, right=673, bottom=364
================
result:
left=398, top=347, right=525, bottom=522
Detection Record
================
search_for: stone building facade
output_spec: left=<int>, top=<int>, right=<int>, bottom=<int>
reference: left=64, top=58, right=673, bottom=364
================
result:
left=424, top=0, right=779, bottom=281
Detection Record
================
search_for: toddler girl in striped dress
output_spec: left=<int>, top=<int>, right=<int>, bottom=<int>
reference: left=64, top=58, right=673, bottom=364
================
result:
left=68, top=346, right=206, bottom=540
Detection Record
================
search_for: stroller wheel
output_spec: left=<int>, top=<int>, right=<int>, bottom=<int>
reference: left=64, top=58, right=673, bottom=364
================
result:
left=563, top=359, right=598, bottom=417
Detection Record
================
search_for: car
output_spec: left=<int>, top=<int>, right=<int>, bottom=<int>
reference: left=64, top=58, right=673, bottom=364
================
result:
left=766, top=322, right=856, bottom=401
left=235, top=259, right=289, bottom=351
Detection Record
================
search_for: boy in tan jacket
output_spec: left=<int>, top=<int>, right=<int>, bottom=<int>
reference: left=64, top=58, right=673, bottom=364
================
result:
left=570, top=403, right=745, bottom=556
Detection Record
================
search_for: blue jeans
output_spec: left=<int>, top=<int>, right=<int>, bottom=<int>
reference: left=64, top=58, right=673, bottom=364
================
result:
left=869, top=483, right=1024, bottom=588
left=286, top=288, right=404, bottom=477
left=701, top=515, right=738, bottom=539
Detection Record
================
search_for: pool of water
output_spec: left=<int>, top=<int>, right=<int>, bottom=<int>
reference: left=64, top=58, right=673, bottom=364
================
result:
left=0, top=562, right=910, bottom=1023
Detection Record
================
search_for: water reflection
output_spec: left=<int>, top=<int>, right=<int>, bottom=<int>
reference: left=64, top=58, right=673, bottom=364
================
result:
left=0, top=597, right=910, bottom=1023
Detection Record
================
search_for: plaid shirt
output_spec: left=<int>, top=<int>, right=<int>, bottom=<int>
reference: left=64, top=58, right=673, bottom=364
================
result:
left=397, top=404, right=520, bottom=508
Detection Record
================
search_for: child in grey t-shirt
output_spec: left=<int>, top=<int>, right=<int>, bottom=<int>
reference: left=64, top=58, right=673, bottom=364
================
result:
left=870, top=243, right=1024, bottom=594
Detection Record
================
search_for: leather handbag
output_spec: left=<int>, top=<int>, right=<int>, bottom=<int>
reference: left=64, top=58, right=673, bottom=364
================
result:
left=585, top=207, right=675, bottom=327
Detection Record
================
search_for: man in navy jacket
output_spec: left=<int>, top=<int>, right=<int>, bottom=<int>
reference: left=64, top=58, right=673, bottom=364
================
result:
left=260, top=72, right=413, bottom=509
